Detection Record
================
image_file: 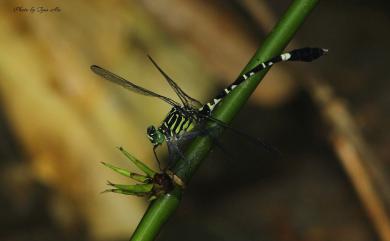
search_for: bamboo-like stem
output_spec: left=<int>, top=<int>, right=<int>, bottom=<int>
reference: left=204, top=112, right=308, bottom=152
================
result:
left=130, top=0, right=319, bottom=240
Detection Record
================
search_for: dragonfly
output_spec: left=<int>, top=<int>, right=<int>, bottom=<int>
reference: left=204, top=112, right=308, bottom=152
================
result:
left=91, top=47, right=327, bottom=169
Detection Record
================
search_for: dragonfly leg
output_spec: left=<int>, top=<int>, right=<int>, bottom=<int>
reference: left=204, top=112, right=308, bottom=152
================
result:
left=153, top=145, right=162, bottom=170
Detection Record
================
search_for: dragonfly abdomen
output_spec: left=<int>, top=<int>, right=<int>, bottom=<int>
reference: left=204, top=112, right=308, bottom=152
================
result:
left=200, top=47, right=327, bottom=114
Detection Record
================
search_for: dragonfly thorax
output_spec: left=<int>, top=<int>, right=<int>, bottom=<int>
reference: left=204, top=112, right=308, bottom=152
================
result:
left=147, top=125, right=165, bottom=146
left=159, top=107, right=198, bottom=138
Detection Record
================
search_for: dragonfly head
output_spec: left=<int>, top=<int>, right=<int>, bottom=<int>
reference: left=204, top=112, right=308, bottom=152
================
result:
left=147, top=126, right=165, bottom=146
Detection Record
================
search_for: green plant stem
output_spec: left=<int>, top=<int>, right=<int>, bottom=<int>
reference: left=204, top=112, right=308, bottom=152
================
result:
left=130, top=0, right=319, bottom=240
left=130, top=188, right=182, bottom=241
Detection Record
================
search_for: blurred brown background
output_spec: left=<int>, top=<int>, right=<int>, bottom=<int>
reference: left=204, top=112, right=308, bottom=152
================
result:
left=0, top=1, right=389, bottom=241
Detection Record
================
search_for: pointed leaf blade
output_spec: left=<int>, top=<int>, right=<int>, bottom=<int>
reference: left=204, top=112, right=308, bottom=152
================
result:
left=130, top=173, right=150, bottom=183
left=118, top=147, right=156, bottom=177
left=102, top=188, right=148, bottom=197
left=101, top=162, right=150, bottom=182
left=107, top=181, right=154, bottom=193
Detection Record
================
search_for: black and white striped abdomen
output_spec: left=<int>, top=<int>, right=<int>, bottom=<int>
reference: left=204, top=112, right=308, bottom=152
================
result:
left=199, top=47, right=327, bottom=114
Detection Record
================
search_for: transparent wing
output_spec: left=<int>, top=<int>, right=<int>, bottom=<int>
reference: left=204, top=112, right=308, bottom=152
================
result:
left=201, top=114, right=281, bottom=155
left=147, top=56, right=203, bottom=109
left=91, top=65, right=181, bottom=107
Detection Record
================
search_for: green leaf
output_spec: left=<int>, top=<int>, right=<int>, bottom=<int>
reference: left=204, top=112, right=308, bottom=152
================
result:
left=118, top=147, right=156, bottom=177
left=103, top=188, right=148, bottom=197
left=130, top=173, right=151, bottom=183
left=101, top=162, right=150, bottom=182
left=107, top=181, right=154, bottom=193
left=101, top=161, right=130, bottom=177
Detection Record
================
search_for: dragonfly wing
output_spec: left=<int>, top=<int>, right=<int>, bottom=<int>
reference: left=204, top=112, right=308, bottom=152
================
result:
left=147, top=55, right=203, bottom=109
left=166, top=140, right=184, bottom=169
left=91, top=65, right=181, bottom=107
left=201, top=114, right=281, bottom=155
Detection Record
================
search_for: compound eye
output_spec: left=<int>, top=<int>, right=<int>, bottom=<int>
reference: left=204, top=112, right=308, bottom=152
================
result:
left=147, top=126, right=155, bottom=134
